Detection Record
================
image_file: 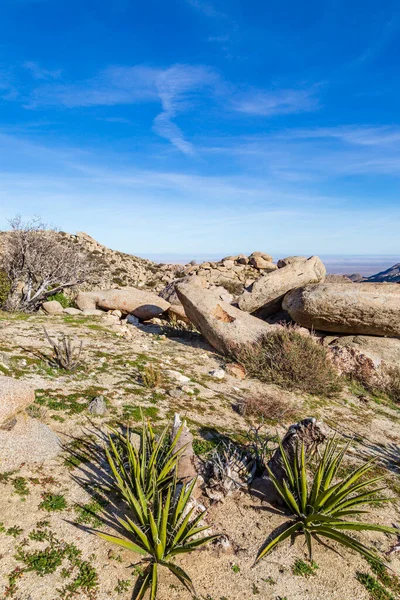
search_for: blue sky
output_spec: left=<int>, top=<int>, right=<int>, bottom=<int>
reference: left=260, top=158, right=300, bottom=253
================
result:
left=0, top=0, right=399, bottom=259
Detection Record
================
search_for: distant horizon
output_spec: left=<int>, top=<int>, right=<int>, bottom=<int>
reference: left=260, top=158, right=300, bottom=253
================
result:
left=143, top=252, right=399, bottom=276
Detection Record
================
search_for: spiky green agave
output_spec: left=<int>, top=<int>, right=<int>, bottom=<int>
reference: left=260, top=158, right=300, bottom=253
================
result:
left=99, top=476, right=218, bottom=599
left=256, top=436, right=398, bottom=565
left=105, top=419, right=185, bottom=506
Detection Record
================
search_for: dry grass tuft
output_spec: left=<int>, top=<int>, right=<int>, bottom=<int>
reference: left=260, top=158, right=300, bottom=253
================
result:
left=237, top=393, right=298, bottom=423
left=236, top=326, right=343, bottom=397
left=141, top=363, right=163, bottom=389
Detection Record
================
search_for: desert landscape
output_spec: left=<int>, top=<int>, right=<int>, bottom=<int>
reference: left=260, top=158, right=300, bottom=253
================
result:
left=0, top=222, right=399, bottom=600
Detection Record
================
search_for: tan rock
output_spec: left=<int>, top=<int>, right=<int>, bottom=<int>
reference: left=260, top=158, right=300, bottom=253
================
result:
left=283, top=282, right=400, bottom=337
left=328, top=335, right=400, bottom=369
left=277, top=255, right=308, bottom=268
left=250, top=251, right=273, bottom=261
left=239, top=255, right=326, bottom=315
left=168, top=304, right=190, bottom=323
left=76, top=288, right=170, bottom=320
left=0, top=377, right=35, bottom=425
left=176, top=282, right=276, bottom=355
left=42, top=300, right=64, bottom=315
left=225, top=363, right=246, bottom=379
left=249, top=256, right=278, bottom=271
left=63, top=307, right=83, bottom=315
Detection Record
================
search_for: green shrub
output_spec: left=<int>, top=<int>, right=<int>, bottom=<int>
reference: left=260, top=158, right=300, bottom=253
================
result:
left=256, top=436, right=397, bottom=566
left=46, top=292, right=74, bottom=308
left=236, top=327, right=343, bottom=397
left=0, top=270, right=11, bottom=308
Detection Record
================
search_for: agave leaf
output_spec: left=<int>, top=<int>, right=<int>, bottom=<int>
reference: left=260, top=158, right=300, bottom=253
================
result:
left=133, top=568, right=152, bottom=600
left=281, top=479, right=301, bottom=517
left=97, top=532, right=148, bottom=556
left=299, top=444, right=308, bottom=514
left=150, top=562, right=158, bottom=600
left=278, top=439, right=296, bottom=489
left=314, top=526, right=387, bottom=566
left=170, top=534, right=220, bottom=556
left=119, top=516, right=152, bottom=553
left=256, top=521, right=302, bottom=563
left=148, top=509, right=162, bottom=559
left=159, top=560, right=195, bottom=594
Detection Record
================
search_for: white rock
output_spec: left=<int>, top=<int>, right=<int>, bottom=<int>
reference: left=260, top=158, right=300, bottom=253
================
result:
left=209, top=368, right=225, bottom=380
left=166, top=370, right=191, bottom=383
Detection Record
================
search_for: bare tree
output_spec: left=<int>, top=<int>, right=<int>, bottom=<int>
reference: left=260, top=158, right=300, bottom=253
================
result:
left=1, top=215, right=91, bottom=312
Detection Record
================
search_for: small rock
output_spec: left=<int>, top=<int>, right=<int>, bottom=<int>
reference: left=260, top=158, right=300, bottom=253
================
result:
left=127, top=314, right=140, bottom=326
left=42, top=300, right=64, bottom=315
left=209, top=368, right=225, bottom=380
left=88, top=395, right=107, bottom=415
left=166, top=370, right=191, bottom=384
left=63, top=307, right=83, bottom=315
left=168, top=388, right=184, bottom=399
left=225, top=363, right=246, bottom=380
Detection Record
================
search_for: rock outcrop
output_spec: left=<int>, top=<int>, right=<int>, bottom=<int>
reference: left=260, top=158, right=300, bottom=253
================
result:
left=176, top=282, right=276, bottom=355
left=239, top=256, right=326, bottom=316
left=368, top=263, right=400, bottom=283
left=283, top=282, right=400, bottom=337
left=76, top=288, right=170, bottom=320
left=0, top=377, right=35, bottom=425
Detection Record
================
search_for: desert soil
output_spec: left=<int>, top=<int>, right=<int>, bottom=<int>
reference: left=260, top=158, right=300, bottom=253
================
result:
left=1, top=311, right=400, bottom=600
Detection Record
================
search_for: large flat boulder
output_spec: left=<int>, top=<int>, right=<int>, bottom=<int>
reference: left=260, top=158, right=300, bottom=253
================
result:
left=283, top=282, right=400, bottom=337
left=76, top=288, right=170, bottom=320
left=0, top=377, right=35, bottom=426
left=0, top=415, right=61, bottom=470
left=176, top=282, right=276, bottom=355
left=238, top=255, right=326, bottom=315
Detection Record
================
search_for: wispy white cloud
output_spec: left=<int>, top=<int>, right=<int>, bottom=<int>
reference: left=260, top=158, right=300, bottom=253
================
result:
left=27, top=65, right=160, bottom=108
left=232, top=87, right=320, bottom=116
left=184, top=0, right=226, bottom=18
left=286, top=126, right=400, bottom=146
left=24, top=61, right=62, bottom=80
left=27, top=63, right=219, bottom=154
left=153, top=64, right=217, bottom=154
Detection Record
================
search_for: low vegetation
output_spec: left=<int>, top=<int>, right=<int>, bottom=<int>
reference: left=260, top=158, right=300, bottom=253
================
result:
left=256, top=436, right=397, bottom=565
left=100, top=419, right=218, bottom=598
left=236, top=327, right=343, bottom=396
left=43, top=328, right=83, bottom=371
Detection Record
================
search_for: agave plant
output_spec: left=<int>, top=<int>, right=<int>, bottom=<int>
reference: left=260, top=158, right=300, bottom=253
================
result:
left=105, top=419, right=185, bottom=504
left=256, top=436, right=397, bottom=565
left=100, top=419, right=218, bottom=598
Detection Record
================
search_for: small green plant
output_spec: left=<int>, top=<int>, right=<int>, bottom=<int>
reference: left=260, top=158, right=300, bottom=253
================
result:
left=46, top=292, right=74, bottom=309
left=39, top=493, right=67, bottom=512
left=6, top=526, right=23, bottom=538
left=292, top=559, right=319, bottom=577
left=115, top=579, right=131, bottom=594
left=12, top=476, right=29, bottom=499
left=356, top=573, right=394, bottom=600
left=236, top=327, right=343, bottom=396
left=256, top=436, right=397, bottom=566
left=140, top=364, right=163, bottom=389
left=231, top=563, right=240, bottom=574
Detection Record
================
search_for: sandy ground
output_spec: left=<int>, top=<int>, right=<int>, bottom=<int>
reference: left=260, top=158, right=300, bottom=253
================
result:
left=1, top=311, right=400, bottom=600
